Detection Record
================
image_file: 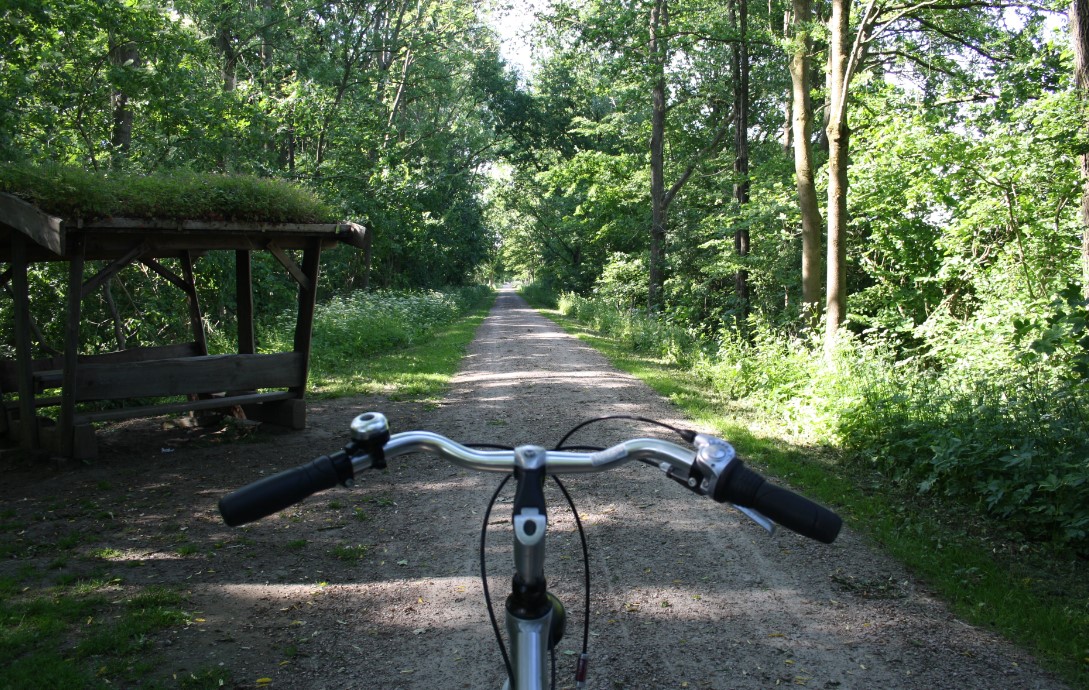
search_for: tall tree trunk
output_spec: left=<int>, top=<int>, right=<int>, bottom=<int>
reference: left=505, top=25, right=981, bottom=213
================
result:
left=216, top=4, right=237, bottom=171
left=789, top=0, right=824, bottom=323
left=1074, top=0, right=1089, bottom=296
left=781, top=11, right=793, bottom=153
left=824, top=0, right=850, bottom=348
left=732, top=0, right=751, bottom=320
left=108, top=40, right=139, bottom=164
left=648, top=0, right=669, bottom=311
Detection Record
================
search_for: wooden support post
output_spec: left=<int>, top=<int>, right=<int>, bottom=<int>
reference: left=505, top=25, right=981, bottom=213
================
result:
left=181, top=251, right=208, bottom=356
left=291, top=239, right=322, bottom=398
left=60, top=237, right=85, bottom=457
left=236, top=250, right=255, bottom=355
left=10, top=233, right=38, bottom=450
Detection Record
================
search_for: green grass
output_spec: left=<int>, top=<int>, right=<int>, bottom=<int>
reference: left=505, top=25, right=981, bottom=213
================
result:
left=305, top=289, right=495, bottom=400
left=0, top=581, right=191, bottom=689
left=537, top=307, right=1089, bottom=690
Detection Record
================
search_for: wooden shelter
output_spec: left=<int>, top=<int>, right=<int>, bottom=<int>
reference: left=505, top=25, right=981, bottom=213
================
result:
left=0, top=192, right=366, bottom=459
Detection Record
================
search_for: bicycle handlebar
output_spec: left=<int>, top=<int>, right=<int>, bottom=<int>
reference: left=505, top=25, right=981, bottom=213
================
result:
left=218, top=413, right=842, bottom=544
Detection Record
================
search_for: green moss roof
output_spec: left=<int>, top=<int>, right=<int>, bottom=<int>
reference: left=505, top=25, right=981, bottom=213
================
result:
left=0, top=163, right=338, bottom=224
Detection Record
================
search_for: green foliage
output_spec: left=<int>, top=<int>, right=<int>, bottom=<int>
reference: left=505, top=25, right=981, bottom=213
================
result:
left=1014, top=282, right=1089, bottom=381
left=557, top=292, right=1089, bottom=551
left=274, top=286, right=493, bottom=397
left=518, top=280, right=560, bottom=309
left=557, top=292, right=697, bottom=365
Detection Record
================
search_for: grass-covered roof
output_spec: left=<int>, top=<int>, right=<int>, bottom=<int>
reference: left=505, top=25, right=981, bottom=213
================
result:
left=0, top=162, right=338, bottom=224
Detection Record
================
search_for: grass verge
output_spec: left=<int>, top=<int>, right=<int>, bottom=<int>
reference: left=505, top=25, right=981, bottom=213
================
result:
left=536, top=307, right=1089, bottom=690
left=307, top=289, right=495, bottom=400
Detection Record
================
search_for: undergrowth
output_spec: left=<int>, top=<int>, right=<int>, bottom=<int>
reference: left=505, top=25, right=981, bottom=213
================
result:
left=274, top=286, right=494, bottom=398
left=552, top=291, right=1089, bottom=553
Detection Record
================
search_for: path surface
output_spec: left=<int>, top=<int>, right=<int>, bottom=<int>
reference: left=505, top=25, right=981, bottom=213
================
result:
left=1, top=288, right=1066, bottom=689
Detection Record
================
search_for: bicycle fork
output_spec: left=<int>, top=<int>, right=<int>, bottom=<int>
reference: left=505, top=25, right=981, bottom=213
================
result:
left=502, top=445, right=567, bottom=690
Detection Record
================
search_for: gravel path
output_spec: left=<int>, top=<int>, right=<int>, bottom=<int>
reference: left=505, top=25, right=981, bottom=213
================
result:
left=1, top=287, right=1067, bottom=689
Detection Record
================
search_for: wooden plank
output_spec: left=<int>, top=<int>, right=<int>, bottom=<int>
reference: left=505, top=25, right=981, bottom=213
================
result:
left=267, top=242, right=311, bottom=291
left=75, top=391, right=294, bottom=424
left=74, top=352, right=305, bottom=401
left=0, top=193, right=65, bottom=255
left=0, top=357, right=58, bottom=393
left=244, top=397, right=305, bottom=429
left=0, top=345, right=205, bottom=392
left=81, top=342, right=203, bottom=365
left=9, top=233, right=38, bottom=449
left=236, top=250, right=255, bottom=354
left=2, top=395, right=63, bottom=409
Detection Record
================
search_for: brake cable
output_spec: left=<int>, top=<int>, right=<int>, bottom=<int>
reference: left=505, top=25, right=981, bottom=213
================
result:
left=473, top=415, right=696, bottom=688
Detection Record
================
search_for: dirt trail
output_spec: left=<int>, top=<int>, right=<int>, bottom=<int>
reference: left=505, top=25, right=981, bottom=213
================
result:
left=2, top=288, right=1066, bottom=689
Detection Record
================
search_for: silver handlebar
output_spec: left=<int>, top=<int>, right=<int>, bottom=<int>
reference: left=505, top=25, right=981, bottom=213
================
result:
left=350, top=430, right=699, bottom=475
left=346, top=413, right=776, bottom=535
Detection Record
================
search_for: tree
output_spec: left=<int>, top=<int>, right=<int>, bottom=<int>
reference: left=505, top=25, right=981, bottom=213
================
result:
left=732, top=0, right=751, bottom=318
left=1073, top=0, right=1089, bottom=295
left=649, top=0, right=669, bottom=310
left=788, top=0, right=823, bottom=323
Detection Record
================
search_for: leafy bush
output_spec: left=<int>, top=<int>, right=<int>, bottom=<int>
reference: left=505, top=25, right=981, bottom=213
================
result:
left=558, top=292, right=697, bottom=365
left=268, top=286, right=491, bottom=370
left=553, top=292, right=1089, bottom=551
left=518, top=280, right=559, bottom=309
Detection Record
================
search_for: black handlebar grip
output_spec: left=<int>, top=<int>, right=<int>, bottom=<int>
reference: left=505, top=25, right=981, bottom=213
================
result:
left=219, top=453, right=347, bottom=527
left=712, top=460, right=842, bottom=543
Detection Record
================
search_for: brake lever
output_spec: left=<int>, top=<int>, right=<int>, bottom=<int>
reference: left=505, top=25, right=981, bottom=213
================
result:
left=693, top=434, right=776, bottom=536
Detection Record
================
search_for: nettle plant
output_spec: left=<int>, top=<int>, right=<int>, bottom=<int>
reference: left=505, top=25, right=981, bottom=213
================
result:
left=1014, top=282, right=1089, bottom=383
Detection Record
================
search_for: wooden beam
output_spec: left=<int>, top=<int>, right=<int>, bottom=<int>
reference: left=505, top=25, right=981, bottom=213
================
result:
left=9, top=233, right=39, bottom=450
left=236, top=250, right=255, bottom=354
left=291, top=239, right=322, bottom=397
left=267, top=242, right=311, bottom=291
left=180, top=251, right=208, bottom=355
left=0, top=193, right=65, bottom=255
left=60, top=236, right=85, bottom=457
left=81, top=242, right=147, bottom=298
left=139, top=257, right=193, bottom=295
left=336, top=221, right=369, bottom=249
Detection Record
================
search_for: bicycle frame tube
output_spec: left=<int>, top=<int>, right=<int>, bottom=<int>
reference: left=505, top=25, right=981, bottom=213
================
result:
left=503, top=445, right=553, bottom=690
